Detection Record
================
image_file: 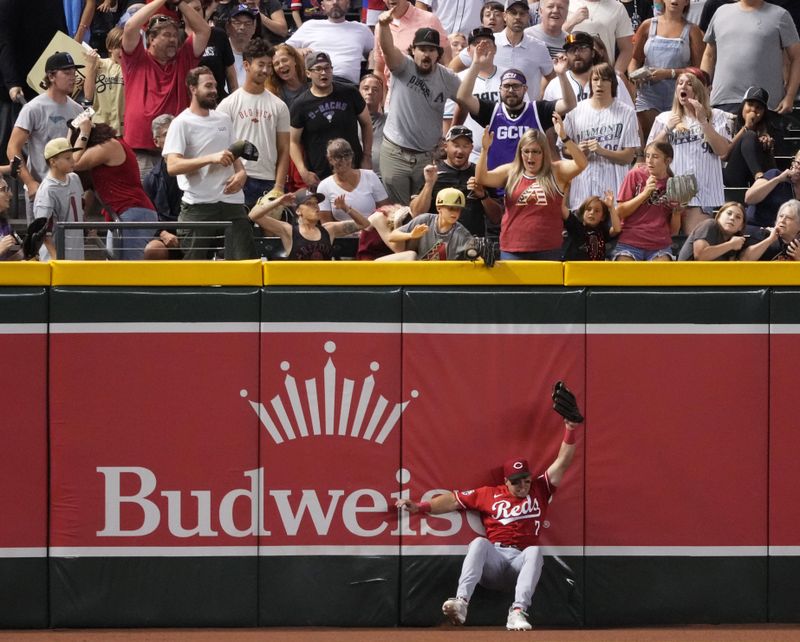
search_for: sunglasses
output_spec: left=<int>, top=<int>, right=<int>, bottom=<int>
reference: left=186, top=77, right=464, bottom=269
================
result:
left=509, top=477, right=531, bottom=485
left=148, top=15, right=179, bottom=29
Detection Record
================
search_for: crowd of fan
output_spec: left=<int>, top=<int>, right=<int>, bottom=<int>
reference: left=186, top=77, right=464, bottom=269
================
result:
left=1, top=0, right=799, bottom=263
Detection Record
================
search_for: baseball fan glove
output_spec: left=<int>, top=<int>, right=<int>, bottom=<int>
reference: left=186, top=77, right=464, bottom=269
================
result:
left=22, top=216, right=51, bottom=260
left=665, top=173, right=698, bottom=206
left=551, top=381, right=584, bottom=423
left=465, top=237, right=498, bottom=267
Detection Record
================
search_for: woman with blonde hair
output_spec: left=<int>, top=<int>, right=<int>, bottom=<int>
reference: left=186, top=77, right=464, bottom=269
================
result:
left=647, top=69, right=731, bottom=234
left=475, top=114, right=587, bottom=260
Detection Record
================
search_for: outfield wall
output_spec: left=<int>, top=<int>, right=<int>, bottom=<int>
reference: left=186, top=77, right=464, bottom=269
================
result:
left=2, top=261, right=800, bottom=627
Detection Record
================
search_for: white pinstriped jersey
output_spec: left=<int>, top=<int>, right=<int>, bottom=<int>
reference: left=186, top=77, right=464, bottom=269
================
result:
left=647, top=108, right=732, bottom=208
left=543, top=71, right=635, bottom=109
left=563, top=100, right=640, bottom=210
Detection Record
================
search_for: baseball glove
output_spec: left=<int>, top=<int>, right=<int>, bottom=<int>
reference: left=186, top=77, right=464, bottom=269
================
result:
left=464, top=237, right=498, bottom=268
left=552, top=381, right=584, bottom=423
left=22, top=216, right=51, bottom=260
left=666, top=173, right=698, bottom=206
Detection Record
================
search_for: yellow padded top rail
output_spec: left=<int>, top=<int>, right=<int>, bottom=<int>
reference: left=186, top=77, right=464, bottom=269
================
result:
left=0, top=262, right=51, bottom=286
left=564, top=261, right=800, bottom=286
left=262, top=260, right=564, bottom=286
left=49, top=260, right=263, bottom=286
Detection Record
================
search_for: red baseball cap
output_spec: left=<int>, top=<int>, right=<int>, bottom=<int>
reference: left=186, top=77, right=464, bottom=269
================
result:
left=503, top=458, right=531, bottom=481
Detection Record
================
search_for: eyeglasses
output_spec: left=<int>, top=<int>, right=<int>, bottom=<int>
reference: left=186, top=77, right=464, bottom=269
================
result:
left=309, top=64, right=332, bottom=73
left=566, top=43, right=592, bottom=52
left=500, top=83, right=524, bottom=91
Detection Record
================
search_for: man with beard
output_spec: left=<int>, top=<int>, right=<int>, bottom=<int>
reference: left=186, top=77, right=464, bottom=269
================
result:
left=163, top=66, right=256, bottom=260
left=218, top=38, right=290, bottom=209
left=457, top=41, right=576, bottom=170
left=122, top=0, right=211, bottom=180
left=543, top=31, right=634, bottom=108
left=410, top=126, right=502, bottom=238
left=377, top=12, right=463, bottom=204
left=290, top=51, right=372, bottom=189
left=287, top=0, right=374, bottom=85
left=7, top=53, right=84, bottom=222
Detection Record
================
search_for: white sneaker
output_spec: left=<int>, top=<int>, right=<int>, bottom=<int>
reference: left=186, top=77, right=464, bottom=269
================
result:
left=442, top=596, right=468, bottom=625
left=506, top=607, right=532, bottom=631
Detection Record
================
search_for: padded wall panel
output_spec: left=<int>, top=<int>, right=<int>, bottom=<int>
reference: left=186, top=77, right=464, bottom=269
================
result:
left=0, top=288, right=48, bottom=628
left=768, top=289, right=800, bottom=622
left=48, top=288, right=261, bottom=627
left=258, top=288, right=402, bottom=626
left=585, top=289, right=769, bottom=625
left=399, top=288, right=586, bottom=627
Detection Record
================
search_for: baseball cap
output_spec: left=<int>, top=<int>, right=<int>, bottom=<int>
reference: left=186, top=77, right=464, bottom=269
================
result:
left=305, top=51, right=332, bottom=70
left=503, top=457, right=531, bottom=481
left=445, top=125, right=473, bottom=142
left=742, top=86, right=769, bottom=108
left=44, top=137, right=78, bottom=161
left=435, top=187, right=466, bottom=209
left=295, top=189, right=325, bottom=206
left=412, top=27, right=441, bottom=48
left=504, top=0, right=528, bottom=11
left=500, top=68, right=527, bottom=85
left=45, top=52, right=85, bottom=72
left=468, top=26, right=495, bottom=45
left=229, top=3, right=259, bottom=19
left=563, top=31, right=594, bottom=51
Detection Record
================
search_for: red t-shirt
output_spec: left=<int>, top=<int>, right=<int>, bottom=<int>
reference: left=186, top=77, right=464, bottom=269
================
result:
left=616, top=165, right=674, bottom=250
left=454, top=473, right=554, bottom=550
left=122, top=36, right=199, bottom=150
left=91, top=139, right=155, bottom=216
left=501, top=175, right=565, bottom=253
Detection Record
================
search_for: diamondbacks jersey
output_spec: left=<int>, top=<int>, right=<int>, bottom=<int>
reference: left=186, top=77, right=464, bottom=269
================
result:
left=563, top=100, right=640, bottom=210
left=501, top=175, right=565, bottom=252
left=454, top=473, right=554, bottom=549
left=647, top=108, right=731, bottom=208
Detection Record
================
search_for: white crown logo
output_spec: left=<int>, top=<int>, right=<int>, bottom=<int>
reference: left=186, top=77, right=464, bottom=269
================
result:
left=241, top=341, right=419, bottom=446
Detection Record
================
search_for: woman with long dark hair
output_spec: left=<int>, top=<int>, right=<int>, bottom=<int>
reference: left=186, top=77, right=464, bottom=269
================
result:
left=723, top=87, right=777, bottom=188
left=71, top=116, right=158, bottom=259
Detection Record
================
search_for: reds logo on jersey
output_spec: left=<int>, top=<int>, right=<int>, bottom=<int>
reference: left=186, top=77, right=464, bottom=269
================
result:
left=516, top=182, right=547, bottom=206
left=491, top=495, right=541, bottom=525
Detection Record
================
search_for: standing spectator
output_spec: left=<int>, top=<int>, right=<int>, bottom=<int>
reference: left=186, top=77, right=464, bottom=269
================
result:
left=612, top=140, right=682, bottom=261
left=226, top=4, right=260, bottom=86
left=162, top=66, right=256, bottom=259
left=740, top=199, right=800, bottom=261
left=218, top=37, right=291, bottom=209
left=267, top=44, right=309, bottom=108
left=65, top=0, right=96, bottom=44
left=373, top=0, right=452, bottom=108
left=527, top=0, right=569, bottom=57
left=244, top=0, right=290, bottom=45
left=7, top=53, right=84, bottom=222
left=562, top=62, right=639, bottom=211
left=83, top=28, right=126, bottom=136
left=620, top=0, right=653, bottom=32
left=701, top=0, right=800, bottom=115
left=291, top=0, right=325, bottom=29
left=121, top=0, right=211, bottom=180
left=359, top=74, right=387, bottom=175
left=287, top=0, right=375, bottom=85
left=565, top=0, right=634, bottom=77
left=34, top=137, right=85, bottom=261
left=410, top=126, right=503, bottom=237
left=677, top=200, right=746, bottom=261
left=458, top=43, right=575, bottom=170
left=629, top=0, right=704, bottom=141
left=317, top=138, right=390, bottom=228
left=475, top=114, right=588, bottom=260
left=648, top=70, right=731, bottom=233
left=290, top=51, right=372, bottom=189
left=481, top=0, right=506, bottom=33
left=376, top=14, right=462, bottom=204
left=185, top=0, right=239, bottom=101
left=249, top=189, right=370, bottom=259
left=70, top=115, right=159, bottom=260
left=723, top=87, right=778, bottom=188
left=414, top=0, right=484, bottom=35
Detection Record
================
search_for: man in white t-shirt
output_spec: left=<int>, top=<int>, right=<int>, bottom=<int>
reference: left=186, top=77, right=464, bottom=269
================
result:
left=218, top=37, right=290, bottom=209
left=286, top=0, right=374, bottom=84
left=163, top=65, right=256, bottom=260
left=527, top=0, right=569, bottom=57
left=565, top=0, right=633, bottom=75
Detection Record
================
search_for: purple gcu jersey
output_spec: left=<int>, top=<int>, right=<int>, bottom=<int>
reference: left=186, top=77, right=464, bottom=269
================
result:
left=487, top=102, right=546, bottom=169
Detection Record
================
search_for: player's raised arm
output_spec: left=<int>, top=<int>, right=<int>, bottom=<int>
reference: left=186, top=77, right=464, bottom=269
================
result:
left=396, top=492, right=460, bottom=514
left=546, top=381, right=583, bottom=487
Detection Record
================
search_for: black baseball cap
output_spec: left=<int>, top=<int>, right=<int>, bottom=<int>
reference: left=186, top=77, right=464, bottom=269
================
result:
left=295, top=189, right=325, bottom=206
left=445, top=125, right=473, bottom=142
left=45, top=52, right=85, bottom=72
left=564, top=31, right=594, bottom=51
left=468, top=26, right=495, bottom=45
left=742, top=86, right=769, bottom=108
left=229, top=3, right=259, bottom=19
left=412, top=27, right=441, bottom=48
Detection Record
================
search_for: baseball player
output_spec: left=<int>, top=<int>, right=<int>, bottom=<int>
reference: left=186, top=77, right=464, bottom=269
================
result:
left=396, top=382, right=584, bottom=631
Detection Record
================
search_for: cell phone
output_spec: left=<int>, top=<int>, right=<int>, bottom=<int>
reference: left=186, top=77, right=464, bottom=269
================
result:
left=10, top=155, right=22, bottom=178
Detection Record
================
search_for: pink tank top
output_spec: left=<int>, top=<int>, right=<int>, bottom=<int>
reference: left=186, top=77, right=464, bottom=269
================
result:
left=501, top=174, right=564, bottom=253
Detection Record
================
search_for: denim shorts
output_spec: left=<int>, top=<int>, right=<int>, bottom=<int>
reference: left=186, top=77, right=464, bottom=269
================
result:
left=612, top=242, right=674, bottom=261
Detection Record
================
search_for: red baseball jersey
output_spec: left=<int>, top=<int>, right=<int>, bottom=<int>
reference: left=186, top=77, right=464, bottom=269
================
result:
left=454, top=473, right=554, bottom=549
